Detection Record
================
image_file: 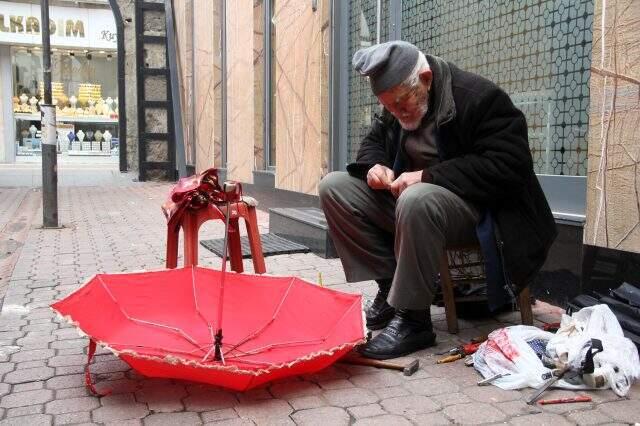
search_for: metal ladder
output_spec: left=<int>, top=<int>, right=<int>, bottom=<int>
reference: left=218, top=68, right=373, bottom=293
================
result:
left=135, top=0, right=181, bottom=181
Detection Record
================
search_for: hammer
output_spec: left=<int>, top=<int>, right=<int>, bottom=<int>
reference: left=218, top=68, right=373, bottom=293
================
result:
left=340, top=353, right=420, bottom=376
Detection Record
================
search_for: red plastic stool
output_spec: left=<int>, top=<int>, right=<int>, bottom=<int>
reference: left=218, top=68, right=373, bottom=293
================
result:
left=165, top=196, right=266, bottom=274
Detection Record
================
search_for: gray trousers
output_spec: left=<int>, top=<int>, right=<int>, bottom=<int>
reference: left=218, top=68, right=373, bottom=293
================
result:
left=319, top=172, right=480, bottom=310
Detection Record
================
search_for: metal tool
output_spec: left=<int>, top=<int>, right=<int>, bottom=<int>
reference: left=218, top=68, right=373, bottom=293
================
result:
left=437, top=342, right=482, bottom=363
left=477, top=373, right=510, bottom=386
left=340, top=353, right=420, bottom=376
left=526, top=367, right=569, bottom=405
left=527, top=338, right=603, bottom=405
left=538, top=395, right=592, bottom=405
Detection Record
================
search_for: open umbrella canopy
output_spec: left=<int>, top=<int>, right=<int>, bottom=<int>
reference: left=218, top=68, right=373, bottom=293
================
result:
left=52, top=267, right=364, bottom=391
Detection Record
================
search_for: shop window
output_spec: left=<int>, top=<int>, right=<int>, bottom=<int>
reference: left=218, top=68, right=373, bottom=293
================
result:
left=12, top=48, right=119, bottom=157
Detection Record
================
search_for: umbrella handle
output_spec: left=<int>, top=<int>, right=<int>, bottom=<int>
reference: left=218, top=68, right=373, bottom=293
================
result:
left=85, top=340, right=111, bottom=396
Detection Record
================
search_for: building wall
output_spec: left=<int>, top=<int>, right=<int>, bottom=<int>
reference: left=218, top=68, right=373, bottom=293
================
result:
left=0, top=46, right=14, bottom=163
left=226, top=0, right=255, bottom=183
left=173, top=0, right=195, bottom=168
left=169, top=0, right=330, bottom=194
left=273, top=0, right=327, bottom=194
left=253, top=0, right=265, bottom=171
left=585, top=0, right=640, bottom=253
left=114, top=0, right=138, bottom=172
left=193, top=0, right=222, bottom=172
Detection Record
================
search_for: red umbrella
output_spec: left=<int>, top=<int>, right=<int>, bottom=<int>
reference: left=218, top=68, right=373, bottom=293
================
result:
left=52, top=267, right=364, bottom=392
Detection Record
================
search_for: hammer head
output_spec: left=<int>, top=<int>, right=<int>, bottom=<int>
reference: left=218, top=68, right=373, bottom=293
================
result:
left=403, top=359, right=420, bottom=376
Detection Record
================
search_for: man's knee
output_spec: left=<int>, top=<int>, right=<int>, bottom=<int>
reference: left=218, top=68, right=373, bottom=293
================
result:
left=396, top=183, right=448, bottom=216
left=396, top=183, right=447, bottom=230
left=319, top=171, right=353, bottom=202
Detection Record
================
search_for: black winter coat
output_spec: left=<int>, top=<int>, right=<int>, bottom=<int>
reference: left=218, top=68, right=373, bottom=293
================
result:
left=347, top=55, right=557, bottom=295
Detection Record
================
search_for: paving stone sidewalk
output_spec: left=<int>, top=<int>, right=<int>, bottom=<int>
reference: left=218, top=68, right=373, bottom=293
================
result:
left=0, top=182, right=638, bottom=425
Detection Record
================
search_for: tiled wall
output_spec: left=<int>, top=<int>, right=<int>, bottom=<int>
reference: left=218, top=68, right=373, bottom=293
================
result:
left=585, top=0, right=640, bottom=253
left=253, top=0, right=265, bottom=171
left=173, top=0, right=330, bottom=194
left=226, top=0, right=256, bottom=183
left=273, top=0, right=328, bottom=194
left=193, top=0, right=222, bottom=172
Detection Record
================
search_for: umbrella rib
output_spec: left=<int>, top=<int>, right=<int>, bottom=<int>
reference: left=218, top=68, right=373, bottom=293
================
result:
left=317, top=298, right=361, bottom=341
left=191, top=267, right=212, bottom=327
left=224, top=338, right=326, bottom=358
left=224, top=298, right=362, bottom=360
left=191, top=267, right=217, bottom=362
left=223, top=277, right=297, bottom=356
left=97, top=276, right=206, bottom=354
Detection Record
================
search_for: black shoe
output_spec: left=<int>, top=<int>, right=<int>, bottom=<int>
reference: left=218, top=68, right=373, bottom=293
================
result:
left=366, top=280, right=395, bottom=330
left=359, top=309, right=436, bottom=360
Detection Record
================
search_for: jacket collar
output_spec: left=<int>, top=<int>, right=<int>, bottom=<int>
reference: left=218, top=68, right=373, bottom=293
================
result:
left=425, top=54, right=456, bottom=127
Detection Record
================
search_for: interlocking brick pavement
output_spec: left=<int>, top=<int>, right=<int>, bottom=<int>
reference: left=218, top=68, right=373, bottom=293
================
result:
left=0, top=181, right=638, bottom=425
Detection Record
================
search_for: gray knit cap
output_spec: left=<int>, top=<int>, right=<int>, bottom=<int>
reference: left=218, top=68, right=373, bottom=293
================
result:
left=352, top=41, right=420, bottom=95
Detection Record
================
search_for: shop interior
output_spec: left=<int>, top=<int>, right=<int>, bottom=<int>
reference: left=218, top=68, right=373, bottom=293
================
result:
left=12, top=46, right=119, bottom=164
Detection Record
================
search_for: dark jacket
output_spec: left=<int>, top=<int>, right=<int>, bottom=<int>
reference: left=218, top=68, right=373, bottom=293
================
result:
left=347, top=54, right=557, bottom=303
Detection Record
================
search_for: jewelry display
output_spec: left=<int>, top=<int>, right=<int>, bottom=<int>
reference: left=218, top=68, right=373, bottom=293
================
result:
left=29, top=96, right=38, bottom=113
left=67, top=131, right=75, bottom=150
left=103, top=130, right=112, bottom=151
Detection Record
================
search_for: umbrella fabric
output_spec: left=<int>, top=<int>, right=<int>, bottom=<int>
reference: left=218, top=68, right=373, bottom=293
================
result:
left=52, top=267, right=364, bottom=391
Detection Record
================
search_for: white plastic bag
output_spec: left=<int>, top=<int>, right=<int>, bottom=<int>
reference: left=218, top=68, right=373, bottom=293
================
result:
left=473, top=325, right=554, bottom=390
left=546, top=304, right=640, bottom=396
left=473, top=304, right=640, bottom=396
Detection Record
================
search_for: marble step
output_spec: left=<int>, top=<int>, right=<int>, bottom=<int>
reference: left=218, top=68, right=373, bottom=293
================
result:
left=268, top=207, right=337, bottom=259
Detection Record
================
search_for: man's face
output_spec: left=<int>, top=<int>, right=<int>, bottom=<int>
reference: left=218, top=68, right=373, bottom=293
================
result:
left=377, top=70, right=432, bottom=131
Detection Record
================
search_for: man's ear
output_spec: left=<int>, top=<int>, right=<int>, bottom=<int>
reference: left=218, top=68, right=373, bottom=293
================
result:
left=419, top=69, right=433, bottom=90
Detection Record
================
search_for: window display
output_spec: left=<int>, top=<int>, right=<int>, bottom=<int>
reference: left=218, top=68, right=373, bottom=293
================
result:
left=11, top=47, right=118, bottom=157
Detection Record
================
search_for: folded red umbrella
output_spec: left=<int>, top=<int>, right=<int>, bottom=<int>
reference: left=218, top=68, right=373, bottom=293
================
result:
left=52, top=267, right=364, bottom=392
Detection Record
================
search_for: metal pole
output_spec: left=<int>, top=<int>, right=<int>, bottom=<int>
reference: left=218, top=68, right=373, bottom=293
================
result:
left=376, top=0, right=381, bottom=44
left=165, top=0, right=188, bottom=178
left=221, top=0, right=227, bottom=168
left=40, top=0, right=58, bottom=228
left=263, top=0, right=271, bottom=169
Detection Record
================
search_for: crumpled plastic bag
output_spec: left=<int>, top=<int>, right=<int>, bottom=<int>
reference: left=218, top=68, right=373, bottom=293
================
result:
left=472, top=325, right=554, bottom=390
left=546, top=304, right=640, bottom=396
left=473, top=304, right=640, bottom=396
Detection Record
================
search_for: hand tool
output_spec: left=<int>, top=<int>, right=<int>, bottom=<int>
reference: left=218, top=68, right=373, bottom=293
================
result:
left=538, top=395, right=592, bottom=405
left=340, top=353, right=420, bottom=376
left=527, top=338, right=603, bottom=405
left=437, top=353, right=463, bottom=364
left=526, top=366, right=569, bottom=405
left=477, top=373, right=510, bottom=386
left=437, top=341, right=482, bottom=363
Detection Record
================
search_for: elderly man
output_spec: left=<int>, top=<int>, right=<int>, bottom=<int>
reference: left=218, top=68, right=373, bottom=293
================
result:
left=319, top=41, right=556, bottom=359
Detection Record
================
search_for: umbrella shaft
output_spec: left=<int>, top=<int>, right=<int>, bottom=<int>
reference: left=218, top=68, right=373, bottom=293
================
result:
left=216, top=199, right=232, bottom=343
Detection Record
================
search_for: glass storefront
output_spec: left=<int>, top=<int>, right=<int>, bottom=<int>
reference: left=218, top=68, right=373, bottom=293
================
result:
left=0, top=0, right=119, bottom=164
left=12, top=47, right=119, bottom=158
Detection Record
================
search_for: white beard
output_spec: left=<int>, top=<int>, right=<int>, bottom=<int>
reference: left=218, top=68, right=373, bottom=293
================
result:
left=398, top=102, right=429, bottom=131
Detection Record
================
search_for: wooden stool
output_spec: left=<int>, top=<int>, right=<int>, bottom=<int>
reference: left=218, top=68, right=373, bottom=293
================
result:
left=439, top=245, right=533, bottom=334
left=165, top=196, right=266, bottom=274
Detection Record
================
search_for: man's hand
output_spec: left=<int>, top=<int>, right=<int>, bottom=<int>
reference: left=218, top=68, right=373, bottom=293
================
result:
left=389, top=170, right=423, bottom=198
left=367, top=164, right=395, bottom=190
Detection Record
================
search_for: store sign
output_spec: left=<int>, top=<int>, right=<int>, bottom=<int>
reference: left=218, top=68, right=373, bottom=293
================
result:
left=0, top=1, right=117, bottom=49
